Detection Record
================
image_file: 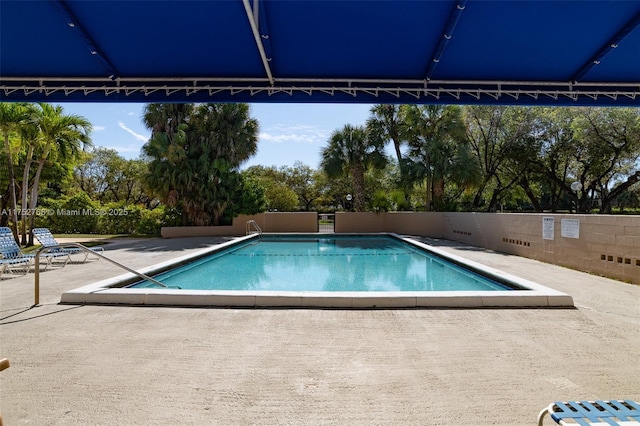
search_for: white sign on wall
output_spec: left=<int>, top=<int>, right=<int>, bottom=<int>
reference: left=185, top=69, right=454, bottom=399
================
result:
left=561, top=219, right=580, bottom=239
left=542, top=217, right=554, bottom=240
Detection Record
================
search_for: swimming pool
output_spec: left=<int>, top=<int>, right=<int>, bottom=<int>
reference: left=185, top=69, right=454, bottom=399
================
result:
left=61, top=233, right=573, bottom=308
left=129, top=235, right=511, bottom=292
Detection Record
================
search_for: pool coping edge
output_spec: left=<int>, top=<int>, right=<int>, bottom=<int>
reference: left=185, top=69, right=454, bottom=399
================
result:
left=60, top=233, right=574, bottom=309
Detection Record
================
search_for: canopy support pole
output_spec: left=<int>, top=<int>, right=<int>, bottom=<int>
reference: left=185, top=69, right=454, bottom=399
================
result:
left=51, top=0, right=119, bottom=79
left=572, top=12, right=640, bottom=83
left=243, top=0, right=274, bottom=85
left=425, top=0, right=468, bottom=81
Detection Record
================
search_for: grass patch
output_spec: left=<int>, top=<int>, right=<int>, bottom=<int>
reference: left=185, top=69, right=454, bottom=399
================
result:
left=21, top=240, right=108, bottom=254
left=52, top=234, right=128, bottom=239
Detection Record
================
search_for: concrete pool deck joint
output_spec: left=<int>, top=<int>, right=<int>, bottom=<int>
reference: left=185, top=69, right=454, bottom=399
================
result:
left=60, top=234, right=574, bottom=308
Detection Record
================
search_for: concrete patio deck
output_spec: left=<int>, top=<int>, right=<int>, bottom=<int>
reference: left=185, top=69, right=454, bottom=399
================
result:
left=1, top=236, right=638, bottom=425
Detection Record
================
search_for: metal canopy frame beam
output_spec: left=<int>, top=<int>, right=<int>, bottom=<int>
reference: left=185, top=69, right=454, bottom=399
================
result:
left=1, top=76, right=637, bottom=103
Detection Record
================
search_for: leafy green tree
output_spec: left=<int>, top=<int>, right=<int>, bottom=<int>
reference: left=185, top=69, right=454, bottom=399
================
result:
left=233, top=175, right=267, bottom=215
left=527, top=107, right=578, bottom=212
left=312, top=171, right=342, bottom=212
left=260, top=179, right=298, bottom=212
left=495, top=108, right=545, bottom=212
left=243, top=165, right=286, bottom=181
left=464, top=106, right=535, bottom=212
left=285, top=162, right=325, bottom=211
left=243, top=162, right=326, bottom=212
left=568, top=108, right=640, bottom=213
left=243, top=166, right=298, bottom=211
left=528, top=107, right=640, bottom=213
left=75, top=148, right=151, bottom=205
left=320, top=124, right=387, bottom=212
left=612, top=185, right=640, bottom=212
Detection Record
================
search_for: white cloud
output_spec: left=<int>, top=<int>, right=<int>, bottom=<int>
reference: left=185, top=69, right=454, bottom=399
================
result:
left=102, top=145, right=141, bottom=154
left=118, top=121, right=148, bottom=142
left=93, top=125, right=106, bottom=132
left=259, top=132, right=319, bottom=144
left=259, top=124, right=327, bottom=145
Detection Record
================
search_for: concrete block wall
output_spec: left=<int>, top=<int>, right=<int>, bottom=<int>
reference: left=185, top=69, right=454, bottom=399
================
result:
left=162, top=212, right=639, bottom=284
left=161, top=212, right=318, bottom=238
left=334, top=212, right=384, bottom=233
left=337, top=212, right=640, bottom=284
left=260, top=212, right=317, bottom=233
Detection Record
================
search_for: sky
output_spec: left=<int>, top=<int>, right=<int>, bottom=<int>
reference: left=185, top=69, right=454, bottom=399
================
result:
left=58, top=102, right=374, bottom=170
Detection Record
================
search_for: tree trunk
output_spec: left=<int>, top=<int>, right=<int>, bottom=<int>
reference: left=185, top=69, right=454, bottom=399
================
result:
left=600, top=170, right=640, bottom=214
left=20, top=145, right=34, bottom=245
left=351, top=163, right=366, bottom=212
left=393, top=140, right=411, bottom=205
left=520, top=176, right=542, bottom=212
left=2, top=133, right=19, bottom=242
left=432, top=177, right=445, bottom=211
left=1, top=189, right=9, bottom=227
left=487, top=188, right=501, bottom=212
left=472, top=176, right=490, bottom=209
left=27, top=155, right=48, bottom=246
left=425, top=176, right=432, bottom=212
left=549, top=185, right=563, bottom=213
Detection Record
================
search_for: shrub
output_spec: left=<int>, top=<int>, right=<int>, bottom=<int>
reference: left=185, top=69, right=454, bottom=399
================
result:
left=37, top=192, right=99, bottom=233
left=98, top=203, right=142, bottom=234
left=137, top=206, right=181, bottom=235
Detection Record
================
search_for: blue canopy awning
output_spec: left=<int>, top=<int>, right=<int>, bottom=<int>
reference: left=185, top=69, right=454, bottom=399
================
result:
left=1, top=0, right=639, bottom=106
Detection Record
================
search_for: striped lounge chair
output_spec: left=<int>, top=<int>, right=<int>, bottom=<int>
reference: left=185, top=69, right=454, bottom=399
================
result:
left=32, top=228, right=103, bottom=262
left=0, top=255, right=31, bottom=278
left=538, top=400, right=640, bottom=425
left=0, top=227, right=70, bottom=271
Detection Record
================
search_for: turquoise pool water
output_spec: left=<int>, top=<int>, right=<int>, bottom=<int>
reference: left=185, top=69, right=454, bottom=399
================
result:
left=129, top=235, right=513, bottom=292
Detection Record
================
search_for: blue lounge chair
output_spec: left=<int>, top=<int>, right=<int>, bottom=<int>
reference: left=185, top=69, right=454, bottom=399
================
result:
left=0, top=227, right=70, bottom=270
left=0, top=256, right=31, bottom=278
left=538, top=400, right=640, bottom=425
left=32, top=228, right=103, bottom=262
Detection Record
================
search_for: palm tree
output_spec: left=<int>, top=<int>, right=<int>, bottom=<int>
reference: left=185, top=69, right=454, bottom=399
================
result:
left=142, top=103, right=259, bottom=225
left=143, top=125, right=191, bottom=224
left=367, top=104, right=410, bottom=189
left=189, top=103, right=259, bottom=167
left=320, top=124, right=387, bottom=212
left=0, top=102, right=29, bottom=241
left=28, top=103, right=92, bottom=244
left=404, top=105, right=479, bottom=211
left=141, top=103, right=192, bottom=221
left=142, top=103, right=192, bottom=138
left=188, top=104, right=258, bottom=224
